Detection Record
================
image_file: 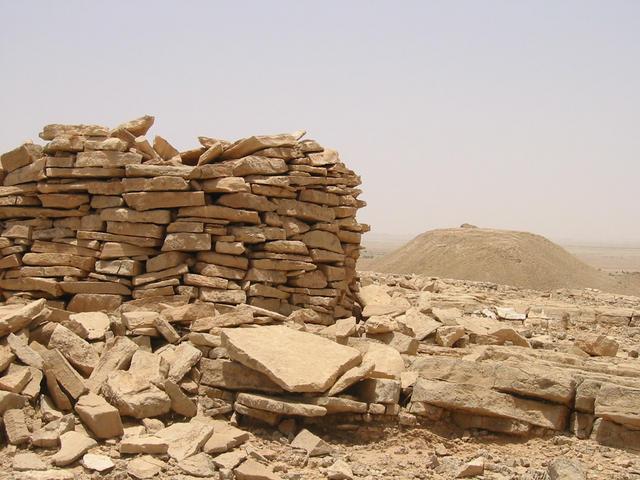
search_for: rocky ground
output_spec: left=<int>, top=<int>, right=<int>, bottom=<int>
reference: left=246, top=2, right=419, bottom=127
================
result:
left=1, top=271, right=640, bottom=479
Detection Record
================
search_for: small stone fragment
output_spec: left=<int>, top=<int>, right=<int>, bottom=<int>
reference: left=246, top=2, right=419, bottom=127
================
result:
left=52, top=430, right=98, bottom=466
left=81, top=453, right=115, bottom=472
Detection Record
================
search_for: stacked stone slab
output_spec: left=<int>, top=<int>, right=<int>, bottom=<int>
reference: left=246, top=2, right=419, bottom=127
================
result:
left=0, top=116, right=367, bottom=320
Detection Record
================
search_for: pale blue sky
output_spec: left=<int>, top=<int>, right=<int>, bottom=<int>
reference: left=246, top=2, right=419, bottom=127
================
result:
left=1, top=1, right=638, bottom=243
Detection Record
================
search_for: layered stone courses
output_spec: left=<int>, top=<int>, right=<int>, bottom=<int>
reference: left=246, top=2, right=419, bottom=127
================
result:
left=0, top=115, right=368, bottom=319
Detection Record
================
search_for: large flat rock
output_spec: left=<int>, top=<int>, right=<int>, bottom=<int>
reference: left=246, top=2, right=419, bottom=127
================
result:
left=412, top=378, right=568, bottom=430
left=221, top=325, right=361, bottom=392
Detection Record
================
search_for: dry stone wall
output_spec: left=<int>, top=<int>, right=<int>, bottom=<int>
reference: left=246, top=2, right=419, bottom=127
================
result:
left=0, top=115, right=368, bottom=320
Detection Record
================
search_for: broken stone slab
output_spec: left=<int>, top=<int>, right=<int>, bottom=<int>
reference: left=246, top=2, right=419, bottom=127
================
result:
left=40, top=123, right=108, bottom=140
left=456, top=457, right=484, bottom=478
left=495, top=307, right=526, bottom=321
left=364, top=315, right=398, bottom=334
left=594, top=383, right=640, bottom=429
left=87, top=336, right=138, bottom=393
left=120, top=434, right=169, bottom=454
left=412, top=378, right=568, bottom=430
left=0, top=367, right=31, bottom=393
left=0, top=298, right=49, bottom=335
left=164, top=379, right=197, bottom=417
left=6, top=333, right=44, bottom=369
left=75, top=392, right=124, bottom=439
left=547, top=458, right=586, bottom=480
left=3, top=408, right=30, bottom=444
left=408, top=356, right=576, bottom=405
left=152, top=315, right=179, bottom=344
left=30, top=413, right=75, bottom=448
left=123, top=191, right=205, bottom=211
left=16, top=366, right=42, bottom=400
left=51, top=430, right=97, bottom=467
left=475, top=326, right=531, bottom=348
left=290, top=428, right=333, bottom=456
left=67, top=293, right=123, bottom=313
left=361, top=300, right=410, bottom=318
left=102, top=370, right=171, bottom=418
left=76, top=150, right=142, bottom=167
left=127, top=455, right=166, bottom=479
left=42, top=364, right=73, bottom=412
left=451, top=412, right=532, bottom=436
left=212, top=448, right=247, bottom=470
left=396, top=307, right=441, bottom=340
left=575, top=334, right=619, bottom=357
left=40, top=394, right=63, bottom=422
left=155, top=418, right=214, bottom=461
left=347, top=338, right=404, bottom=379
left=217, top=192, right=277, bottom=211
left=591, top=417, right=640, bottom=450
left=42, top=348, right=88, bottom=400
left=307, top=396, right=368, bottom=414
left=122, top=310, right=159, bottom=330
left=367, top=331, right=419, bottom=355
left=129, top=350, right=169, bottom=385
left=12, top=451, right=47, bottom=471
left=327, top=359, right=375, bottom=396
left=81, top=453, right=115, bottom=472
left=235, top=392, right=327, bottom=417
left=4, top=157, right=47, bottom=186
left=234, top=458, right=284, bottom=480
left=48, top=323, right=99, bottom=376
left=221, top=132, right=302, bottom=160
left=166, top=342, right=202, bottom=383
left=200, top=287, right=247, bottom=304
left=1, top=143, right=42, bottom=172
left=202, top=420, right=250, bottom=454
left=178, top=451, right=218, bottom=477
left=179, top=204, right=260, bottom=224
left=435, top=325, right=465, bottom=347
left=234, top=403, right=281, bottom=426
left=199, top=358, right=283, bottom=393
left=0, top=344, right=15, bottom=371
left=570, top=411, right=596, bottom=439
left=327, top=459, right=354, bottom=480
left=100, top=207, right=172, bottom=225
left=221, top=325, right=361, bottom=393
left=355, top=378, right=401, bottom=404
left=69, top=312, right=110, bottom=340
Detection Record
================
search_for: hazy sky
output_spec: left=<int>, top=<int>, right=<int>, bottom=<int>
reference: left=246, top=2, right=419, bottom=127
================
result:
left=1, top=1, right=638, bottom=244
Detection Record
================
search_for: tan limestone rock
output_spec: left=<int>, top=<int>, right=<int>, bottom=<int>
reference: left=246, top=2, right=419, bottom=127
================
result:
left=48, top=324, right=99, bottom=376
left=51, top=430, right=97, bottom=466
left=75, top=392, right=124, bottom=438
left=102, top=370, right=171, bottom=418
left=222, top=325, right=361, bottom=392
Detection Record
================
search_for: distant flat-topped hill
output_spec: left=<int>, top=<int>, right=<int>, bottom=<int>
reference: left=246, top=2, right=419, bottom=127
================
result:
left=365, top=227, right=640, bottom=295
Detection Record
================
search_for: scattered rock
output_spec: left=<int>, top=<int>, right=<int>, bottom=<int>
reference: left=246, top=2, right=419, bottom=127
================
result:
left=81, top=453, right=115, bottom=472
left=51, top=430, right=98, bottom=467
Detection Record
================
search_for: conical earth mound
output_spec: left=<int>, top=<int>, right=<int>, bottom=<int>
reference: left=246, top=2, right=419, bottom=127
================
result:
left=367, top=227, right=636, bottom=293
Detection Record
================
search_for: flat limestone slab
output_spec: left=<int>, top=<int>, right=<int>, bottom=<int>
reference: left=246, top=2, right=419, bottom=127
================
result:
left=412, top=378, right=568, bottom=431
left=221, top=325, right=361, bottom=392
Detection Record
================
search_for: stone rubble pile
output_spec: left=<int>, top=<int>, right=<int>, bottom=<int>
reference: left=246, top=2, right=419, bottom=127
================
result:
left=0, top=269, right=637, bottom=478
left=0, top=115, right=367, bottom=320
